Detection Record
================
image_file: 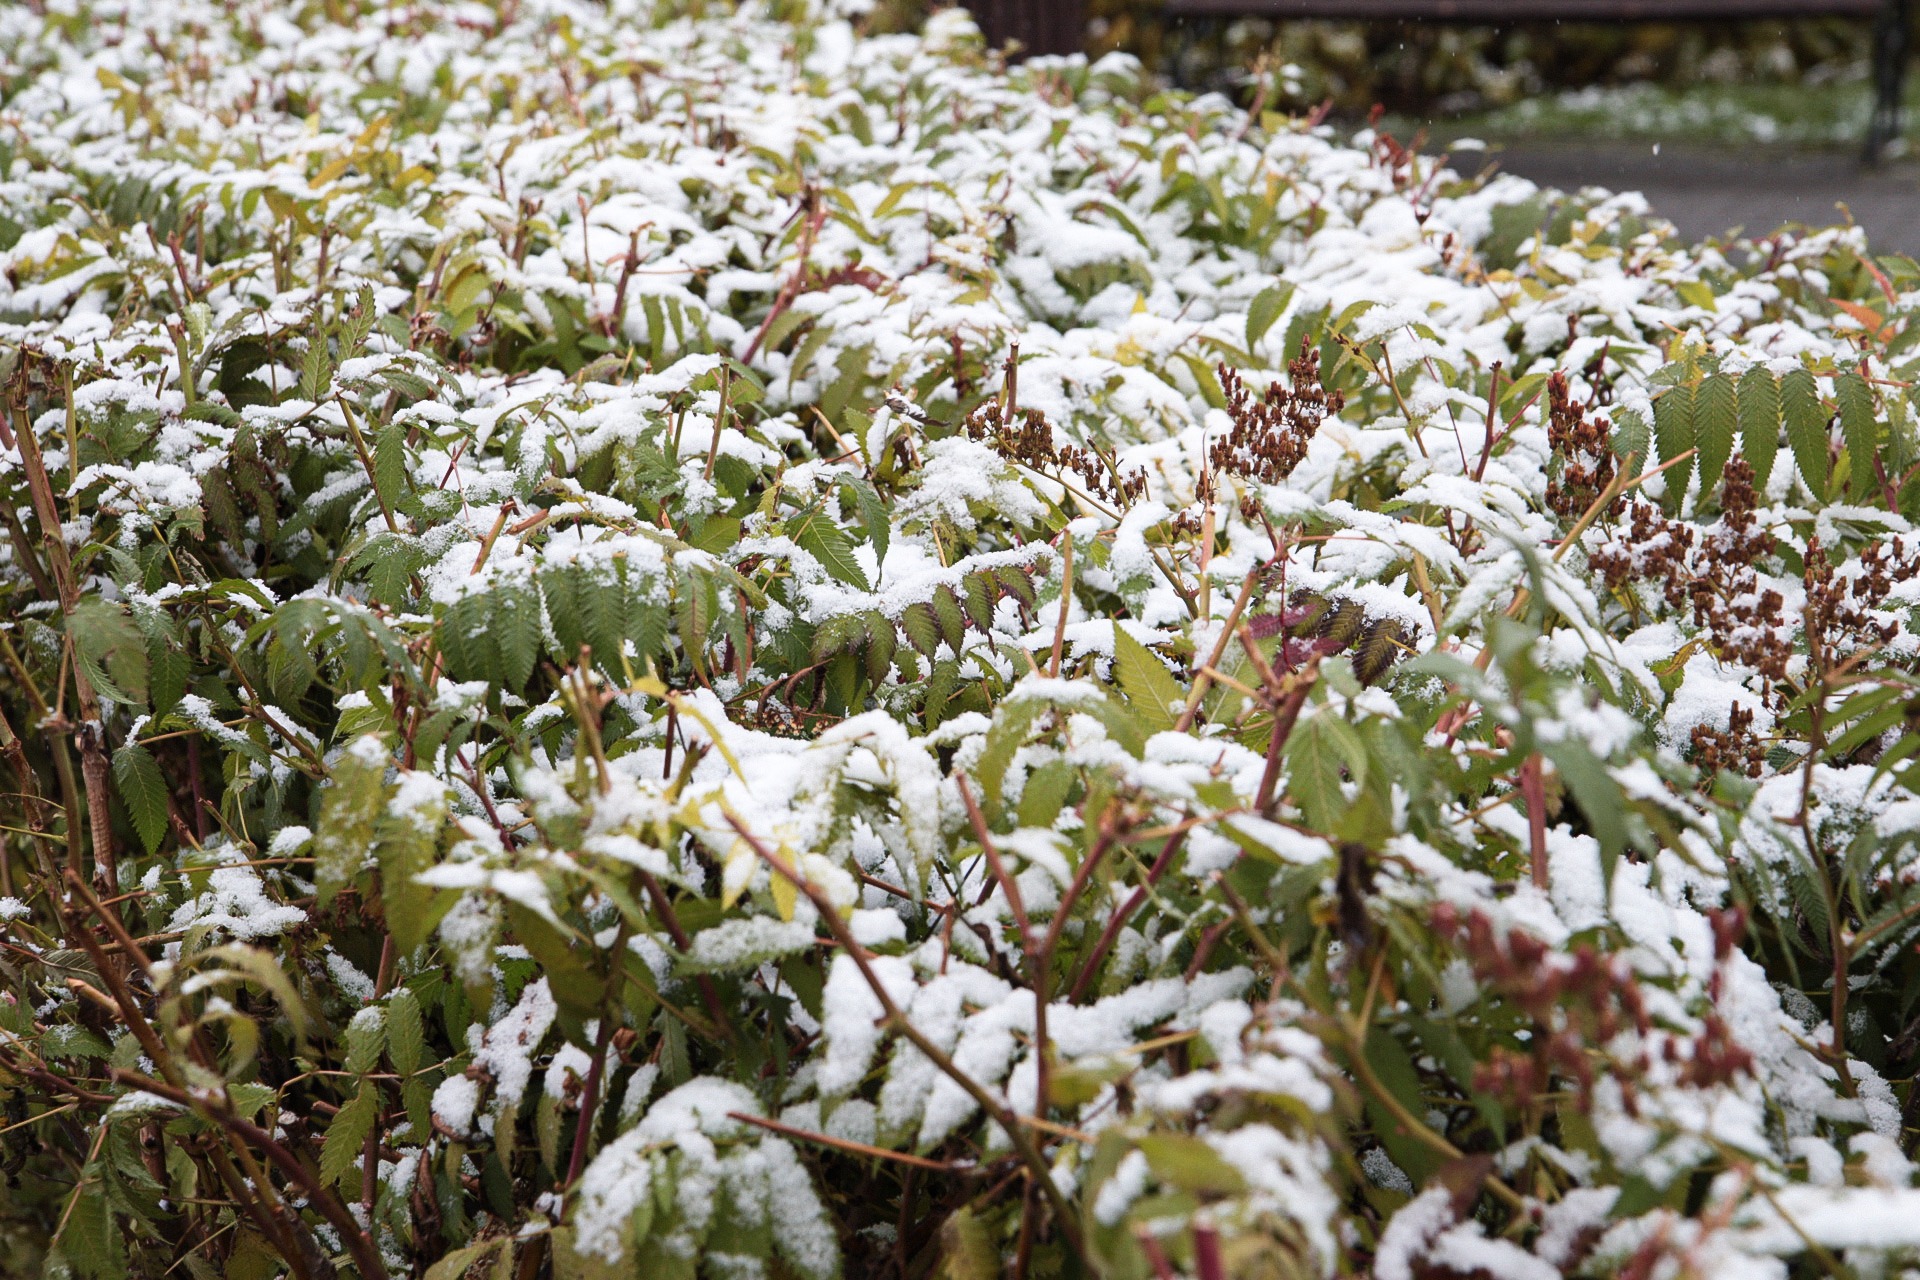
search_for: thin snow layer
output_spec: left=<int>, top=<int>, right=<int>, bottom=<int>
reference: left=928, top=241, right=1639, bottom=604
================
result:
left=9, top=0, right=1920, bottom=1273
left=572, top=1078, right=838, bottom=1278
left=473, top=978, right=558, bottom=1115
left=164, top=853, right=308, bottom=945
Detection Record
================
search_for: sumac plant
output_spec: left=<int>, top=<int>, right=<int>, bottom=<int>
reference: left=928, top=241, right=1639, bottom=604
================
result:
left=2, top=2, right=1920, bottom=1279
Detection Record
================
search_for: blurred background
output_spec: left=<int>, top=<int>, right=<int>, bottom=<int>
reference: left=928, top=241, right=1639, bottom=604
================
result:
left=870, top=1, right=1920, bottom=254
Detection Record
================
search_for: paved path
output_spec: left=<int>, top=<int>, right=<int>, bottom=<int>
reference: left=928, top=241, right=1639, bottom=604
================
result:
left=1482, top=143, right=1920, bottom=257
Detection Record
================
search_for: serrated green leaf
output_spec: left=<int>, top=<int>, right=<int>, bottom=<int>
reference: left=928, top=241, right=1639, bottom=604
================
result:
left=791, top=509, right=869, bottom=591
left=932, top=585, right=967, bottom=654
left=1781, top=367, right=1830, bottom=500
left=494, top=586, right=542, bottom=691
left=299, top=335, right=331, bottom=401
left=900, top=602, right=940, bottom=657
left=71, top=597, right=147, bottom=706
left=1836, top=369, right=1881, bottom=502
left=381, top=367, right=438, bottom=400
left=1653, top=384, right=1695, bottom=512
left=147, top=638, right=186, bottom=720
left=627, top=596, right=670, bottom=666
left=111, top=742, right=169, bottom=855
left=375, top=420, right=408, bottom=513
left=863, top=609, right=896, bottom=685
left=810, top=612, right=865, bottom=664
left=1737, top=365, right=1780, bottom=488
left=184, top=400, right=242, bottom=428
left=1693, top=372, right=1736, bottom=506
left=387, top=987, right=426, bottom=1077
left=1286, top=713, right=1360, bottom=832
left=1110, top=626, right=1183, bottom=735
left=344, top=1008, right=385, bottom=1077
left=683, top=582, right=722, bottom=677
left=320, top=1084, right=378, bottom=1187
left=838, top=474, right=890, bottom=567
left=962, top=570, right=996, bottom=633
left=362, top=535, right=416, bottom=607
left=1611, top=407, right=1650, bottom=469
left=315, top=736, right=387, bottom=909
left=60, top=1184, right=124, bottom=1280
left=380, top=780, right=445, bottom=954
left=579, top=568, right=625, bottom=676
left=993, top=564, right=1036, bottom=610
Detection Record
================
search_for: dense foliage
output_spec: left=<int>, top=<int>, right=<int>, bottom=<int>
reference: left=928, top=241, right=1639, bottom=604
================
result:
left=2, top=2, right=1920, bottom=1278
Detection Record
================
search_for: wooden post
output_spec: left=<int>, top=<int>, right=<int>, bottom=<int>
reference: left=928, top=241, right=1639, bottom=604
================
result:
left=970, top=0, right=1087, bottom=58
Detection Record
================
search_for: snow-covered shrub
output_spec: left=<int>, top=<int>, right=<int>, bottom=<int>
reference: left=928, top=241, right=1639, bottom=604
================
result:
left=1, top=2, right=1919, bottom=1278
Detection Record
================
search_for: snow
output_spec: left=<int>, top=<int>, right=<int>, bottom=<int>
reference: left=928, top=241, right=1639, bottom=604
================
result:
left=8, top=0, right=1920, bottom=1271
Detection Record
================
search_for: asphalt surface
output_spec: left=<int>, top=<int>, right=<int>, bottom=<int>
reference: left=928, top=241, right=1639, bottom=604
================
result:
left=1476, top=143, right=1920, bottom=257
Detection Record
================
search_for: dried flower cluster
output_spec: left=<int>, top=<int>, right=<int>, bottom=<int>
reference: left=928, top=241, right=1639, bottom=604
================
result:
left=963, top=398, right=1148, bottom=508
left=1544, top=368, right=1617, bottom=519
left=1206, top=342, right=1344, bottom=492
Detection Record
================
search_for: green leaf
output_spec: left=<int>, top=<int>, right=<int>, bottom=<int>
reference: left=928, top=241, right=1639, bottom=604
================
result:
left=935, top=1206, right=997, bottom=1280
left=1109, top=626, right=1183, bottom=735
left=60, top=1185, right=125, bottom=1280
left=1780, top=368, right=1830, bottom=500
left=1610, top=407, right=1650, bottom=469
left=146, top=638, right=187, bottom=720
left=1541, top=739, right=1629, bottom=879
left=810, top=612, right=865, bottom=664
left=962, top=570, right=996, bottom=633
left=838, top=474, right=891, bottom=567
left=792, top=509, right=870, bottom=591
left=344, top=1008, right=385, bottom=1077
left=1133, top=1134, right=1246, bottom=1195
left=932, top=585, right=967, bottom=653
left=111, top=742, right=168, bottom=855
left=375, top=419, right=408, bottom=513
left=71, top=597, right=148, bottom=705
left=425, top=1240, right=507, bottom=1280
left=579, top=570, right=626, bottom=676
left=320, top=1084, right=378, bottom=1187
left=689, top=514, right=741, bottom=556
left=1836, top=369, right=1881, bottom=501
left=494, top=585, right=542, bottom=691
left=1653, top=384, right=1695, bottom=512
left=975, top=700, right=1042, bottom=818
left=184, top=400, right=242, bottom=428
left=379, top=781, right=446, bottom=955
left=299, top=335, right=332, bottom=401
left=993, top=564, right=1036, bottom=611
left=1245, top=281, right=1294, bottom=350
left=387, top=987, right=426, bottom=1077
left=1692, top=372, right=1736, bottom=506
left=862, top=610, right=897, bottom=685
left=1737, top=365, right=1780, bottom=488
left=381, top=368, right=439, bottom=400
left=1285, top=712, right=1364, bottom=831
left=1360, top=1032, right=1442, bottom=1184
left=315, top=736, right=387, bottom=909
left=900, top=602, right=940, bottom=658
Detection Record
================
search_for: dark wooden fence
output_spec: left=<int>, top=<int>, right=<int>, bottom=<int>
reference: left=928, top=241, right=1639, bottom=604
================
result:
left=970, top=1, right=1088, bottom=57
